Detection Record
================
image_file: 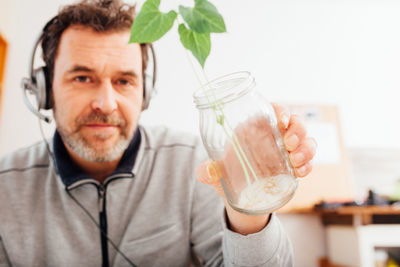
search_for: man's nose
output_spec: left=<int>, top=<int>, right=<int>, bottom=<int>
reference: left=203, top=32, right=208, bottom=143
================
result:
left=91, top=81, right=117, bottom=114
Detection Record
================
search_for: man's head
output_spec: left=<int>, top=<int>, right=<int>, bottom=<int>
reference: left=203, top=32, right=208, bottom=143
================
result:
left=43, top=0, right=146, bottom=163
left=42, top=0, right=149, bottom=89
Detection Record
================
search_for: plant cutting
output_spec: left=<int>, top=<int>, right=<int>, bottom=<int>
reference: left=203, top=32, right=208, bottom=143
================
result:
left=129, top=0, right=298, bottom=215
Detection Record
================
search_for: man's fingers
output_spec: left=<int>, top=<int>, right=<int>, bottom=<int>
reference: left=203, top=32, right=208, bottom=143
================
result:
left=294, top=162, right=313, bottom=177
left=289, top=137, right=317, bottom=168
left=196, top=160, right=221, bottom=184
left=196, top=161, right=225, bottom=197
left=272, top=103, right=290, bottom=131
left=283, top=115, right=307, bottom=151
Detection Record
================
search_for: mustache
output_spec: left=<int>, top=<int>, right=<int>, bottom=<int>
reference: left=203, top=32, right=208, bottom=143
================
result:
left=76, top=112, right=126, bottom=129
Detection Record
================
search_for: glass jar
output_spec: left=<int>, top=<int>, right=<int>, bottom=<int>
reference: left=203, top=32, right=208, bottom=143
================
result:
left=193, top=71, right=298, bottom=215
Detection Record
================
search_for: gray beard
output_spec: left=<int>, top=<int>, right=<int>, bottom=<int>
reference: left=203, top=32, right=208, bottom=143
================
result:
left=57, top=126, right=131, bottom=162
left=59, top=129, right=131, bottom=162
left=54, top=110, right=132, bottom=163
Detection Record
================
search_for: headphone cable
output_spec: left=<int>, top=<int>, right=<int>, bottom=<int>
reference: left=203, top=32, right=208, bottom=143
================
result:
left=66, top=190, right=137, bottom=267
left=38, top=118, right=137, bottom=267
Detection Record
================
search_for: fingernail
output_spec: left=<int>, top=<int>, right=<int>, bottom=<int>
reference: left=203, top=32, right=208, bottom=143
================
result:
left=297, top=165, right=307, bottom=176
left=285, top=134, right=299, bottom=150
left=293, top=152, right=305, bottom=165
left=206, top=161, right=221, bottom=183
left=281, top=114, right=289, bottom=129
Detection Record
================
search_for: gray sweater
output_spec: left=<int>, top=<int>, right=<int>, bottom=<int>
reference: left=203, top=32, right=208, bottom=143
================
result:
left=0, top=125, right=293, bottom=267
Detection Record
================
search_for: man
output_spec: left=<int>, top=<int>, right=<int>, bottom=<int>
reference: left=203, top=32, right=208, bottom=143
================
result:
left=0, top=0, right=316, bottom=266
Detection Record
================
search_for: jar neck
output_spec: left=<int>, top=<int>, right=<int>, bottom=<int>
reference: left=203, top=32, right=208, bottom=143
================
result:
left=193, top=71, right=256, bottom=109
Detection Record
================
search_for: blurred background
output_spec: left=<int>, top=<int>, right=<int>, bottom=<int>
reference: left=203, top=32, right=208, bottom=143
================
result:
left=1, top=0, right=400, bottom=266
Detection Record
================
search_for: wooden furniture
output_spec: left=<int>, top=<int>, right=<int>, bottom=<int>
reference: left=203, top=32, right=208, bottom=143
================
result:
left=319, top=257, right=347, bottom=267
left=318, top=205, right=400, bottom=226
left=0, top=33, right=7, bottom=111
left=316, top=205, right=400, bottom=267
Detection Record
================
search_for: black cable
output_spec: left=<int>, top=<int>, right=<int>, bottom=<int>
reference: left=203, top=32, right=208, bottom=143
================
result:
left=66, top=190, right=136, bottom=267
left=38, top=118, right=137, bottom=267
left=38, top=118, right=56, bottom=168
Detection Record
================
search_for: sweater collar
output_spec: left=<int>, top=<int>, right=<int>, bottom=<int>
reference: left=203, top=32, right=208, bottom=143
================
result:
left=53, top=129, right=141, bottom=188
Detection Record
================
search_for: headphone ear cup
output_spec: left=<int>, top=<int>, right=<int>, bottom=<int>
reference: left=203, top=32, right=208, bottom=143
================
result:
left=43, top=66, right=53, bottom=109
left=31, top=66, right=52, bottom=110
left=32, top=67, right=48, bottom=110
left=141, top=44, right=157, bottom=110
left=142, top=73, right=154, bottom=110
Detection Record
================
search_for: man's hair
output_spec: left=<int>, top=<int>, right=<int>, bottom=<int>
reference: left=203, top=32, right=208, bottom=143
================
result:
left=41, top=0, right=149, bottom=86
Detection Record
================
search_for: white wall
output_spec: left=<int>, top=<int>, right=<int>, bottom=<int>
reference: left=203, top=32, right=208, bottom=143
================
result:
left=1, top=0, right=400, bottom=156
left=0, top=1, right=15, bottom=41
left=144, top=0, right=400, bottom=150
left=279, top=214, right=327, bottom=267
left=0, top=0, right=62, bottom=155
left=1, top=1, right=400, bottom=266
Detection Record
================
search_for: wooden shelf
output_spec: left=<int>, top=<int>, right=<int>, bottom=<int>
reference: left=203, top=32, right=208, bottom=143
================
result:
left=317, top=206, right=400, bottom=226
left=280, top=205, right=400, bottom=226
left=282, top=205, right=400, bottom=266
left=320, top=205, right=400, bottom=215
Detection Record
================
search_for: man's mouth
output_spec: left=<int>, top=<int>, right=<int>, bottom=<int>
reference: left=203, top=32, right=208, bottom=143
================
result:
left=82, top=124, right=119, bottom=132
left=85, top=123, right=118, bottom=127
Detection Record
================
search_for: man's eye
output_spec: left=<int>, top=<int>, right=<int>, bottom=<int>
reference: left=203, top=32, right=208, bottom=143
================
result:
left=117, top=79, right=132, bottom=86
left=117, top=79, right=130, bottom=86
left=74, top=76, right=91, bottom=83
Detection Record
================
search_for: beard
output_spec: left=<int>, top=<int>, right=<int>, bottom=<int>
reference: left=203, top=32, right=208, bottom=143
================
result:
left=56, top=111, right=132, bottom=163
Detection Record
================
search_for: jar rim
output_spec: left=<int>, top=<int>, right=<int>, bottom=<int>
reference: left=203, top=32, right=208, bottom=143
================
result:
left=193, top=71, right=255, bottom=109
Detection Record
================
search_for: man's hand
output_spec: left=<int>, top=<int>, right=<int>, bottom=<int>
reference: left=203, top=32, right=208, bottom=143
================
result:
left=196, top=104, right=317, bottom=235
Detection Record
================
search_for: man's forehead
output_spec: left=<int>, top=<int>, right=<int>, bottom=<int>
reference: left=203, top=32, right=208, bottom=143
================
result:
left=55, top=25, right=142, bottom=70
left=66, top=64, right=139, bottom=79
left=60, top=25, right=134, bottom=49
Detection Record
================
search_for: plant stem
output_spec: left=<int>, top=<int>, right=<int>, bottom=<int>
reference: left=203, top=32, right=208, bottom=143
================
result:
left=183, top=49, right=252, bottom=186
left=183, top=48, right=204, bottom=86
left=179, top=18, right=258, bottom=188
left=220, top=122, right=253, bottom=186
left=198, top=72, right=253, bottom=186
left=200, top=70, right=259, bottom=183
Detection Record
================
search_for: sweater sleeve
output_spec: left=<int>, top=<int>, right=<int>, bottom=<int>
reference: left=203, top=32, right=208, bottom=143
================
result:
left=189, top=170, right=294, bottom=267
left=222, top=212, right=294, bottom=266
left=189, top=139, right=293, bottom=267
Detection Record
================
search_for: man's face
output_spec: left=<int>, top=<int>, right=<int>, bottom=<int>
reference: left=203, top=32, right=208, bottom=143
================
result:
left=52, top=25, right=143, bottom=162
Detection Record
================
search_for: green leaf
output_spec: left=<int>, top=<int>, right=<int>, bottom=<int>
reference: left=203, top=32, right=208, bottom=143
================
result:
left=179, top=0, right=226, bottom=34
left=178, top=24, right=210, bottom=68
left=129, top=0, right=177, bottom=43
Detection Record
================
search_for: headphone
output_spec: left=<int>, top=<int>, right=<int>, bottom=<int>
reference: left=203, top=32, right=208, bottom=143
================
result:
left=21, top=16, right=157, bottom=123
